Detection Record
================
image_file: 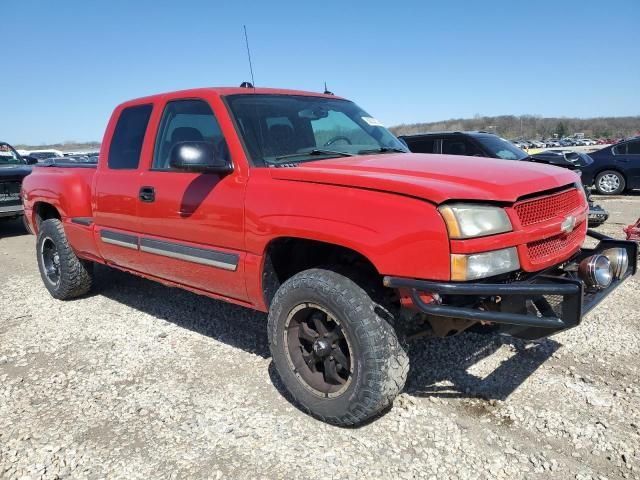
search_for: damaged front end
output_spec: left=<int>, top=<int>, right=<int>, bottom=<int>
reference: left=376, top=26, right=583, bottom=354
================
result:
left=385, top=231, right=637, bottom=341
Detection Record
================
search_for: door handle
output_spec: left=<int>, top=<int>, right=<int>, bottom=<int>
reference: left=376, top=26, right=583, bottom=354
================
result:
left=139, top=186, right=155, bottom=202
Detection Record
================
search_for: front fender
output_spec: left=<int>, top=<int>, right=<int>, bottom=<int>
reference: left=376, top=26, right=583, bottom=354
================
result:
left=244, top=171, right=451, bottom=281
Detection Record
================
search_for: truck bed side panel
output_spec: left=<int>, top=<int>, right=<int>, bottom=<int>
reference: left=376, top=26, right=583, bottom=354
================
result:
left=22, top=166, right=101, bottom=260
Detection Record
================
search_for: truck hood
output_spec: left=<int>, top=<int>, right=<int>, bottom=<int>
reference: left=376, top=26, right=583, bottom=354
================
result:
left=269, top=153, right=579, bottom=204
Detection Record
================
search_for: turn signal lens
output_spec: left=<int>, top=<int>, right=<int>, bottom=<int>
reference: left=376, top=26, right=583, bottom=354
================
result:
left=439, top=206, right=462, bottom=238
left=450, top=254, right=468, bottom=281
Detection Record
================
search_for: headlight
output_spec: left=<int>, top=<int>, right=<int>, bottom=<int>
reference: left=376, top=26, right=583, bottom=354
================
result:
left=439, top=204, right=512, bottom=239
left=451, top=247, right=520, bottom=281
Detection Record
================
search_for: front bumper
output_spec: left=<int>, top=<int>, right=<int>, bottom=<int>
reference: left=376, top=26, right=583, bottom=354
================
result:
left=0, top=203, right=24, bottom=218
left=384, top=231, right=637, bottom=340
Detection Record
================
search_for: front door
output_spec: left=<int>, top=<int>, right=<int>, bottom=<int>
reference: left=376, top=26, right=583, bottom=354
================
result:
left=135, top=98, right=248, bottom=302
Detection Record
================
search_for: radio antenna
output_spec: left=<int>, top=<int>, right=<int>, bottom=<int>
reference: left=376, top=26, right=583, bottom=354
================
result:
left=243, top=25, right=256, bottom=89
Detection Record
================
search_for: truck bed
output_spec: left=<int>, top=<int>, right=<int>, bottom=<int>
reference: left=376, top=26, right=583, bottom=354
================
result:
left=36, top=160, right=97, bottom=168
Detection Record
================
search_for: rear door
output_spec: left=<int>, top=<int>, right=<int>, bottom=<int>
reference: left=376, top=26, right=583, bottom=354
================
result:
left=135, top=96, right=248, bottom=301
left=93, top=103, right=153, bottom=270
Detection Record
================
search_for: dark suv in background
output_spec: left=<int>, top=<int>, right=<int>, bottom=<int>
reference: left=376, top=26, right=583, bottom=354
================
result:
left=0, top=141, right=35, bottom=226
left=399, top=131, right=609, bottom=226
left=398, top=131, right=531, bottom=160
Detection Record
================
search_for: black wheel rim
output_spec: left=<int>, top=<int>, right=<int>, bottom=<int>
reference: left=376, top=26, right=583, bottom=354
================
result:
left=40, top=237, right=61, bottom=286
left=284, top=303, right=353, bottom=398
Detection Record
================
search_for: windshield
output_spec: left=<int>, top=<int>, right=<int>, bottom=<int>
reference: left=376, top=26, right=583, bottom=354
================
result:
left=0, top=143, right=24, bottom=165
left=474, top=135, right=528, bottom=160
left=225, top=94, right=407, bottom=166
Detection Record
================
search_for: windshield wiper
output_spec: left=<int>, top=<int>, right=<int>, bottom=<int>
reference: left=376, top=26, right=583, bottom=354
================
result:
left=357, top=147, right=407, bottom=155
left=271, top=149, right=354, bottom=162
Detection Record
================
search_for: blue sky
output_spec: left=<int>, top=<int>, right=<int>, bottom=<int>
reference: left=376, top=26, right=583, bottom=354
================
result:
left=2, top=0, right=639, bottom=144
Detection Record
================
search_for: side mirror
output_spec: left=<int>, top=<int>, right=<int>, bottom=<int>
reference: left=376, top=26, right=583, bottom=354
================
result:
left=24, top=156, right=38, bottom=165
left=169, top=141, right=232, bottom=173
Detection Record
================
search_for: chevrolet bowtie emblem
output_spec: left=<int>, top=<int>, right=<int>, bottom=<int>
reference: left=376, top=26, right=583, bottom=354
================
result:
left=561, top=215, right=577, bottom=233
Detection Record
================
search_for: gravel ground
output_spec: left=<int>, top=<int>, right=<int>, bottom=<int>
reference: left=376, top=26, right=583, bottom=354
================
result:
left=0, top=195, right=639, bottom=480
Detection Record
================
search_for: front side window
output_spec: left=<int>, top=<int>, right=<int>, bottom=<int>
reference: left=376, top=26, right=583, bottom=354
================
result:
left=225, top=94, right=407, bottom=166
left=153, top=99, right=228, bottom=170
left=0, top=143, right=24, bottom=165
left=108, top=104, right=152, bottom=169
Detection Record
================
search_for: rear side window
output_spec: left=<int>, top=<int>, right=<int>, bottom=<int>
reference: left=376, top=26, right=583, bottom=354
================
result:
left=108, top=104, right=153, bottom=169
left=406, top=138, right=437, bottom=153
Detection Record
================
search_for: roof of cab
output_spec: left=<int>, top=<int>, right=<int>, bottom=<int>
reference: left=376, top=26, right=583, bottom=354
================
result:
left=119, top=86, right=345, bottom=108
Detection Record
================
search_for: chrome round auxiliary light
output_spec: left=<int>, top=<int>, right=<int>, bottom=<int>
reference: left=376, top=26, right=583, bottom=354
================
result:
left=578, top=254, right=613, bottom=289
left=602, top=248, right=629, bottom=279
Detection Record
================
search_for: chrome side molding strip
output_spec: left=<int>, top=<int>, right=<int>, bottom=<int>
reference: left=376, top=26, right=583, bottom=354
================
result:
left=100, top=230, right=138, bottom=250
left=139, top=237, right=238, bottom=271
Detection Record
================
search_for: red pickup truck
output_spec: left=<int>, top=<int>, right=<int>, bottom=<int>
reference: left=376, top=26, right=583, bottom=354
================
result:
left=22, top=87, right=636, bottom=426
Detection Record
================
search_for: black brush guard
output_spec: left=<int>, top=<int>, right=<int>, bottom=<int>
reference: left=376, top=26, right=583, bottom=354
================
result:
left=384, top=231, right=637, bottom=340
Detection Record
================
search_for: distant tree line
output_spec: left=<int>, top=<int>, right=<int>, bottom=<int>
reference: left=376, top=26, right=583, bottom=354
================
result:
left=390, top=115, right=640, bottom=140
left=15, top=141, right=101, bottom=151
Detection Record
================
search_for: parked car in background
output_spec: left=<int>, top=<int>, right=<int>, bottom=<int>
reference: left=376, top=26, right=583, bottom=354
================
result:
left=528, top=150, right=609, bottom=226
left=399, top=132, right=609, bottom=227
left=583, top=137, right=640, bottom=194
left=0, top=141, right=35, bottom=227
left=28, top=150, right=64, bottom=162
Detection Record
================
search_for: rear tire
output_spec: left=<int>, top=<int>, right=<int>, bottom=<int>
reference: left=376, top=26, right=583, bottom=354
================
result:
left=267, top=268, right=409, bottom=426
left=36, top=219, right=93, bottom=299
left=595, top=170, right=625, bottom=195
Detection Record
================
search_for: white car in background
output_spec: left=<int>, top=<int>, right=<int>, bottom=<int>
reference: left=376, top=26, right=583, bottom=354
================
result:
left=25, top=149, right=64, bottom=162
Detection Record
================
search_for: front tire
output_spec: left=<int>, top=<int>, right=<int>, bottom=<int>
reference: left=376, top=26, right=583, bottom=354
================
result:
left=595, top=170, right=625, bottom=195
left=267, top=268, right=409, bottom=426
left=36, top=219, right=93, bottom=299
